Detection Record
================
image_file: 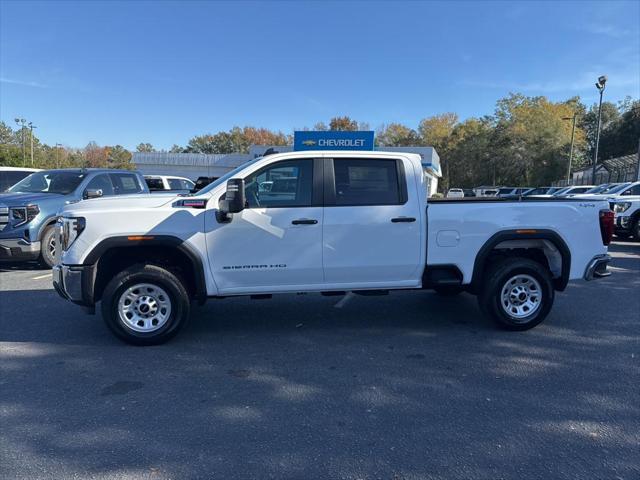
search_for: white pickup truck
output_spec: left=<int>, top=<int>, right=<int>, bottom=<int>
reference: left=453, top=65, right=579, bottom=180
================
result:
left=53, top=150, right=614, bottom=345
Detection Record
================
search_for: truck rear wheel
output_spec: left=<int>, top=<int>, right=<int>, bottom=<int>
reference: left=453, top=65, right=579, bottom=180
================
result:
left=478, top=257, right=554, bottom=331
left=101, top=264, right=191, bottom=345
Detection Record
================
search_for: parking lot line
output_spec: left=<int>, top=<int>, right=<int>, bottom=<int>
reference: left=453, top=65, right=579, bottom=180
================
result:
left=32, top=273, right=52, bottom=280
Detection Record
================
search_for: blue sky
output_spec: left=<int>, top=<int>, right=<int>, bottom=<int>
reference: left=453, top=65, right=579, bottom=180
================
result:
left=1, top=0, right=638, bottom=150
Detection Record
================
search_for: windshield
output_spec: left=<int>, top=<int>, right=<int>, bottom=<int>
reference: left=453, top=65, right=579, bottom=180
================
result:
left=194, top=157, right=261, bottom=196
left=8, top=171, right=85, bottom=194
left=498, top=188, right=514, bottom=194
left=553, top=187, right=571, bottom=196
left=524, top=187, right=548, bottom=195
left=585, top=185, right=607, bottom=194
left=604, top=183, right=631, bottom=195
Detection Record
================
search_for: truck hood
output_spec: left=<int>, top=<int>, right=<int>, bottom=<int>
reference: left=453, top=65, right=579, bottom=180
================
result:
left=61, top=193, right=178, bottom=215
left=0, top=192, right=64, bottom=206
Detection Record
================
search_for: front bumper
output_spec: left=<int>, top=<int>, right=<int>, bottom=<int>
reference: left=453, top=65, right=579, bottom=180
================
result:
left=53, top=263, right=96, bottom=308
left=583, top=254, right=612, bottom=281
left=0, top=238, right=41, bottom=261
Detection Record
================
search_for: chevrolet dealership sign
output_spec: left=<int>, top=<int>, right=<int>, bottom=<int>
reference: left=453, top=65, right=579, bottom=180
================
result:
left=293, top=131, right=375, bottom=151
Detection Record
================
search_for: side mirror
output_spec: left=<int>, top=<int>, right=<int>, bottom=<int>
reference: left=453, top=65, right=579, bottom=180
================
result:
left=226, top=178, right=246, bottom=213
left=217, top=178, right=245, bottom=222
left=84, top=188, right=103, bottom=199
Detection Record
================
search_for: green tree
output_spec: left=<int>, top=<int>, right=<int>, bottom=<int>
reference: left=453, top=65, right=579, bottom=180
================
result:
left=596, top=99, right=640, bottom=159
left=136, top=143, right=154, bottom=152
left=107, top=145, right=132, bottom=169
left=490, top=94, right=587, bottom=186
left=580, top=101, right=620, bottom=160
left=0, top=121, right=16, bottom=144
left=376, top=123, right=420, bottom=146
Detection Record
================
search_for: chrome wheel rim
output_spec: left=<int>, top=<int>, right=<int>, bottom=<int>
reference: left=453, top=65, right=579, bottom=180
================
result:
left=500, top=274, right=542, bottom=321
left=117, top=283, right=172, bottom=333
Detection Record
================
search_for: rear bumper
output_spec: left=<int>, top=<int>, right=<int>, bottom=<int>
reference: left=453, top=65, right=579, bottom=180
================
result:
left=0, top=238, right=41, bottom=261
left=583, top=254, right=612, bottom=281
left=53, top=263, right=96, bottom=308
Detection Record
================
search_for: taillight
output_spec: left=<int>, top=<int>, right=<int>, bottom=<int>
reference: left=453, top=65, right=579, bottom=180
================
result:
left=599, top=209, right=614, bottom=246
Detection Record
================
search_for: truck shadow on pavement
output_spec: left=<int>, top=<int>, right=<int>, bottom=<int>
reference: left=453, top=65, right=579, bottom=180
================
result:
left=0, top=244, right=638, bottom=479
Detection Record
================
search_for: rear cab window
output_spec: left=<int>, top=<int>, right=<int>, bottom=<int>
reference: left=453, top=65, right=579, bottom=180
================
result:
left=330, top=158, right=406, bottom=206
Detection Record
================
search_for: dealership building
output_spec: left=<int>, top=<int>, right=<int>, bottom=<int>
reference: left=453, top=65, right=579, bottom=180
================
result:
left=132, top=131, right=442, bottom=196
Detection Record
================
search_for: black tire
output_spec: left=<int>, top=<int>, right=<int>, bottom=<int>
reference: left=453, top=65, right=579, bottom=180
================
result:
left=632, top=217, right=640, bottom=242
left=39, top=226, right=57, bottom=268
left=101, top=264, right=191, bottom=345
left=433, top=285, right=463, bottom=296
left=478, top=257, right=554, bottom=331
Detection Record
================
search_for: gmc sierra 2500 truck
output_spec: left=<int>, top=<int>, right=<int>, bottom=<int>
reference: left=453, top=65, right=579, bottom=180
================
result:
left=53, top=151, right=613, bottom=345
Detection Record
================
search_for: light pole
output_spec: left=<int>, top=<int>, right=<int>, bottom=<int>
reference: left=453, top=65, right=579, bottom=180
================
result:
left=562, top=114, right=577, bottom=184
left=592, top=75, right=607, bottom=183
left=28, top=122, right=37, bottom=166
left=14, top=118, right=26, bottom=165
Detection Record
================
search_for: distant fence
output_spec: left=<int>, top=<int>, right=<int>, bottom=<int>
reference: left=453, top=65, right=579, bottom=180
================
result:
left=552, top=153, right=640, bottom=187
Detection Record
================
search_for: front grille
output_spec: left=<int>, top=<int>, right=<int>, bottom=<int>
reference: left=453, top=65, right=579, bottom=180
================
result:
left=0, top=206, right=8, bottom=231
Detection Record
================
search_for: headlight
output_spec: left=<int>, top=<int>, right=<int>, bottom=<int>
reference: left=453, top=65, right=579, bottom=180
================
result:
left=613, top=202, right=631, bottom=213
left=59, top=216, right=86, bottom=251
left=10, top=204, right=39, bottom=226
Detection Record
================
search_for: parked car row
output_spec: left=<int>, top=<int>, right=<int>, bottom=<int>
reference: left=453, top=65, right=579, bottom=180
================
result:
left=612, top=196, right=640, bottom=241
left=0, top=168, right=149, bottom=267
left=447, top=181, right=640, bottom=200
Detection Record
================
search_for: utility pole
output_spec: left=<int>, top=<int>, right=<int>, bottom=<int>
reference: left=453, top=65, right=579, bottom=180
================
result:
left=563, top=114, right=577, bottom=183
left=14, top=118, right=26, bottom=166
left=28, top=122, right=37, bottom=166
left=592, top=75, right=607, bottom=184
left=55, top=143, right=62, bottom=168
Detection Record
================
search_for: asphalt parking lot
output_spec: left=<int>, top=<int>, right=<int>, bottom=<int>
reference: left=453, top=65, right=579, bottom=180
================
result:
left=1, top=242, right=638, bottom=480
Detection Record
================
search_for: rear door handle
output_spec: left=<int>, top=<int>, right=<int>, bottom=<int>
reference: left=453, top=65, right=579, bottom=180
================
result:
left=292, top=219, right=318, bottom=225
left=391, top=217, right=416, bottom=223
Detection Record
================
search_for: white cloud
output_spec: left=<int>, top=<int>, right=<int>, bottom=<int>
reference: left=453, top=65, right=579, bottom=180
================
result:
left=0, top=77, right=48, bottom=88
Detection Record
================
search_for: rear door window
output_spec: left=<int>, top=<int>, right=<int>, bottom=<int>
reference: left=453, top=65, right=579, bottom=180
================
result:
left=110, top=173, right=144, bottom=195
left=332, top=158, right=404, bottom=206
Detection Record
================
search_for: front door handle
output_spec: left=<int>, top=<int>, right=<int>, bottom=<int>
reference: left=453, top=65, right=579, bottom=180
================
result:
left=292, top=219, right=318, bottom=225
left=391, top=217, right=416, bottom=223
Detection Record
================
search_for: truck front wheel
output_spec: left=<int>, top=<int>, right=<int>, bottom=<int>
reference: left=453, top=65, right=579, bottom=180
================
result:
left=101, top=264, right=191, bottom=345
left=478, top=258, right=554, bottom=331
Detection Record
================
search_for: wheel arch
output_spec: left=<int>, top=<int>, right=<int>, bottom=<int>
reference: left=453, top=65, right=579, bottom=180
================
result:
left=471, top=229, right=571, bottom=293
left=37, top=216, right=58, bottom=240
left=84, top=235, right=207, bottom=304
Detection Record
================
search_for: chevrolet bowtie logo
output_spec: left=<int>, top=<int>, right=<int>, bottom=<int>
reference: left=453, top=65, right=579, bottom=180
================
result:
left=302, top=140, right=316, bottom=146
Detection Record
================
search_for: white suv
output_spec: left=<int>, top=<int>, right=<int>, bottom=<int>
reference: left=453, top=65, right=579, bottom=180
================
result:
left=144, top=175, right=195, bottom=194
